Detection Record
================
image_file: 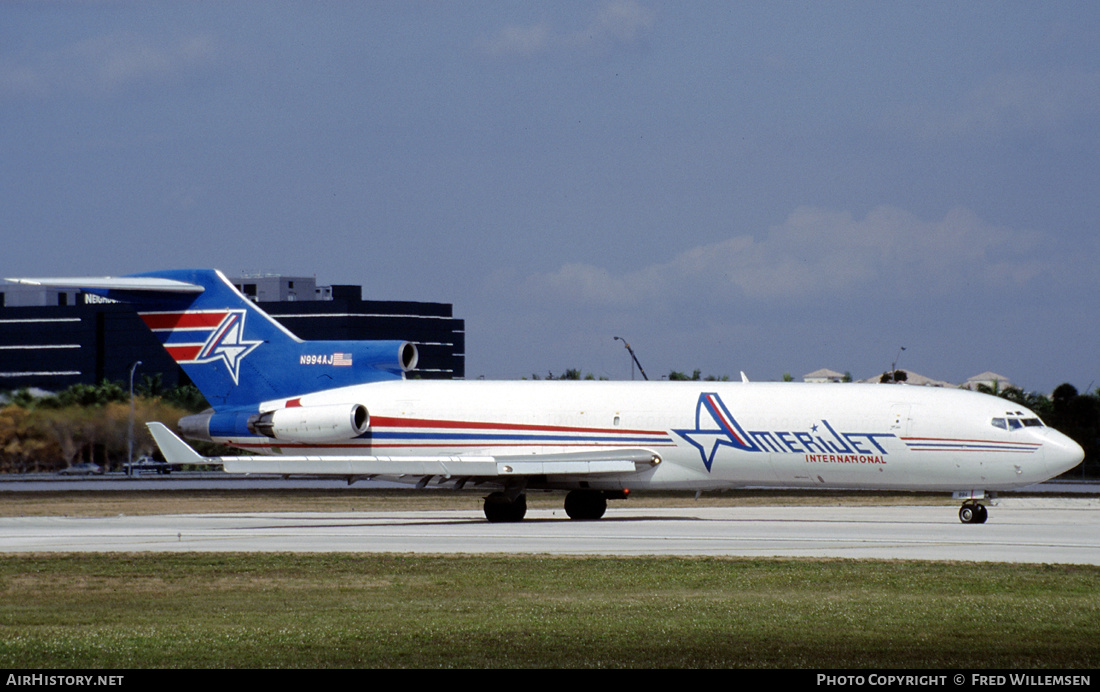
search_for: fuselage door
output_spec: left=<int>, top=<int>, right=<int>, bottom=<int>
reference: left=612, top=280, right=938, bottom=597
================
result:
left=889, top=404, right=911, bottom=437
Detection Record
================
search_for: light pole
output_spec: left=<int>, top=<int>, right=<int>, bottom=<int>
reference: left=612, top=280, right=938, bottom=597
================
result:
left=888, top=347, right=906, bottom=383
left=613, top=336, right=649, bottom=381
left=127, top=360, right=142, bottom=474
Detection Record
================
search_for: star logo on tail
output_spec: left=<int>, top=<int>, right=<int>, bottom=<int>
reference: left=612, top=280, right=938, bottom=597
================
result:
left=673, top=392, right=761, bottom=471
left=193, top=311, right=262, bottom=385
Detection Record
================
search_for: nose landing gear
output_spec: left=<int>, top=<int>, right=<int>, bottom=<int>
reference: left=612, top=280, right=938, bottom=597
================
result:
left=959, top=500, right=988, bottom=524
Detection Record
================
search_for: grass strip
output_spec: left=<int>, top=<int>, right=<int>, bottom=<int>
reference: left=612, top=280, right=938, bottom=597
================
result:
left=0, top=553, right=1097, bottom=668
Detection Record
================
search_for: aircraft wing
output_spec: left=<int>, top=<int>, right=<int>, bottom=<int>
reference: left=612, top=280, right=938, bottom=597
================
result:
left=147, top=422, right=660, bottom=478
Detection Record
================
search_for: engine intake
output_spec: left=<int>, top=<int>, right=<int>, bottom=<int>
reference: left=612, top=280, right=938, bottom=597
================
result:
left=398, top=342, right=418, bottom=372
left=248, top=403, right=370, bottom=443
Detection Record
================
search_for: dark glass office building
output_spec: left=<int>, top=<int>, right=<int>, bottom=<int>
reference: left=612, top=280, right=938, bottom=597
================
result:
left=0, top=274, right=464, bottom=392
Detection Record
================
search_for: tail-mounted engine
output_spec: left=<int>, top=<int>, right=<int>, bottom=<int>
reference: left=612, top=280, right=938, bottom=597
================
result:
left=247, top=403, right=370, bottom=443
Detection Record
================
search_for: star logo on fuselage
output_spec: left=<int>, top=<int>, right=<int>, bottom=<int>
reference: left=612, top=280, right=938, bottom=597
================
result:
left=193, top=310, right=261, bottom=385
left=673, top=392, right=761, bottom=471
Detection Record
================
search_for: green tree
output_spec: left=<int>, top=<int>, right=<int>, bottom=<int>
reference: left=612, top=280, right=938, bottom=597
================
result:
left=158, top=384, right=209, bottom=412
left=668, top=370, right=701, bottom=381
left=1045, top=384, right=1099, bottom=477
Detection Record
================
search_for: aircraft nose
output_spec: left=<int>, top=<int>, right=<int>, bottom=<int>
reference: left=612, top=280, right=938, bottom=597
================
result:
left=1043, top=429, right=1085, bottom=477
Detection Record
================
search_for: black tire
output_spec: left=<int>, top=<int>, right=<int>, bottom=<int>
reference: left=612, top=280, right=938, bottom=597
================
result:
left=959, top=502, right=988, bottom=524
left=508, top=493, right=527, bottom=522
left=564, top=490, right=607, bottom=520
left=484, top=492, right=526, bottom=523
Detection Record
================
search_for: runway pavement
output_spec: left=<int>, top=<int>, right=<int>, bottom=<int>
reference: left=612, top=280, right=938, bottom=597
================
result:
left=2, top=497, right=1098, bottom=563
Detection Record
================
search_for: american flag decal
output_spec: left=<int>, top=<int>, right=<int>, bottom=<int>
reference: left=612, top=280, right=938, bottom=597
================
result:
left=333, top=353, right=352, bottom=366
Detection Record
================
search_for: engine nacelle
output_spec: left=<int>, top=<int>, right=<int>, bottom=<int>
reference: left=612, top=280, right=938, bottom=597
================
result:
left=247, top=403, right=370, bottom=443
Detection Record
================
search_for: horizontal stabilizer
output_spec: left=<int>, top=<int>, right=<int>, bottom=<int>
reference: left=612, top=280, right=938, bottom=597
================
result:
left=6, top=277, right=203, bottom=293
left=147, top=422, right=219, bottom=466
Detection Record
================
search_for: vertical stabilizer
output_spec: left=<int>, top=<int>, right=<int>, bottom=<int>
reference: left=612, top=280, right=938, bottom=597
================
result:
left=10, top=269, right=416, bottom=410
left=122, top=269, right=305, bottom=407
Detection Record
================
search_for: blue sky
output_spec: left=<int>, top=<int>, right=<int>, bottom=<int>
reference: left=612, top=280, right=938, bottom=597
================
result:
left=3, top=2, right=1098, bottom=391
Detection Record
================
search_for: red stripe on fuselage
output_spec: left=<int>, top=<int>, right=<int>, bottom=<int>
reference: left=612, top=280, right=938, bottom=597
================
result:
left=231, top=441, right=679, bottom=451
left=901, top=436, right=1040, bottom=448
left=369, top=415, right=666, bottom=436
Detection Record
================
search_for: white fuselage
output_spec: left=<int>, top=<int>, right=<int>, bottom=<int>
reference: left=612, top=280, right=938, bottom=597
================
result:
left=213, top=380, right=1083, bottom=493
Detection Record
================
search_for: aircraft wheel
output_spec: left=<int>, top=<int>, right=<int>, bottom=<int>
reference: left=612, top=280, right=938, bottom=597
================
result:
left=484, top=492, right=527, bottom=523
left=959, top=501, right=986, bottom=524
left=975, top=503, right=988, bottom=524
left=509, top=493, right=527, bottom=521
left=564, top=490, right=607, bottom=520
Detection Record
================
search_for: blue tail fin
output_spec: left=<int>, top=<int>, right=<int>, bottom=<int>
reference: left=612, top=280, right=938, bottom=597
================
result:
left=92, top=269, right=416, bottom=409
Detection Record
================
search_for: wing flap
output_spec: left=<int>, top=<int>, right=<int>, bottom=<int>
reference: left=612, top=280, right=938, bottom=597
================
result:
left=497, top=460, right=640, bottom=475
left=222, top=456, right=500, bottom=477
left=494, top=448, right=661, bottom=476
left=222, top=457, right=646, bottom=477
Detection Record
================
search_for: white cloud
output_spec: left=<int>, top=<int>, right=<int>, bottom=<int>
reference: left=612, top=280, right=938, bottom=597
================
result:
left=522, top=205, right=1048, bottom=309
left=587, top=0, right=656, bottom=45
left=894, top=69, right=1100, bottom=139
left=478, top=1, right=655, bottom=59
left=478, top=22, right=553, bottom=59
left=0, top=31, right=218, bottom=99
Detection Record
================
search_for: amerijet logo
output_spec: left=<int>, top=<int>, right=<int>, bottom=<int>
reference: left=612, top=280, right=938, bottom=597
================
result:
left=673, top=393, right=761, bottom=471
left=191, top=311, right=262, bottom=384
left=141, top=310, right=262, bottom=385
left=673, top=392, right=896, bottom=472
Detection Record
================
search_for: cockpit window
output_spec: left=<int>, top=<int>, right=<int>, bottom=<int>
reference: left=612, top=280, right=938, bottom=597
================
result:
left=992, top=415, right=1044, bottom=430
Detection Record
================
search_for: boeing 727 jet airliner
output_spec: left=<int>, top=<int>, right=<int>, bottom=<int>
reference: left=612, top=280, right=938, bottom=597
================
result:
left=9, top=270, right=1083, bottom=523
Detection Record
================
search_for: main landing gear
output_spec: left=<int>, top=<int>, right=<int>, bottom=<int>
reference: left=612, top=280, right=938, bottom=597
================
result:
left=483, top=491, right=527, bottom=523
left=564, top=489, right=607, bottom=520
left=958, top=500, right=988, bottom=524
left=482, top=489, right=625, bottom=522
